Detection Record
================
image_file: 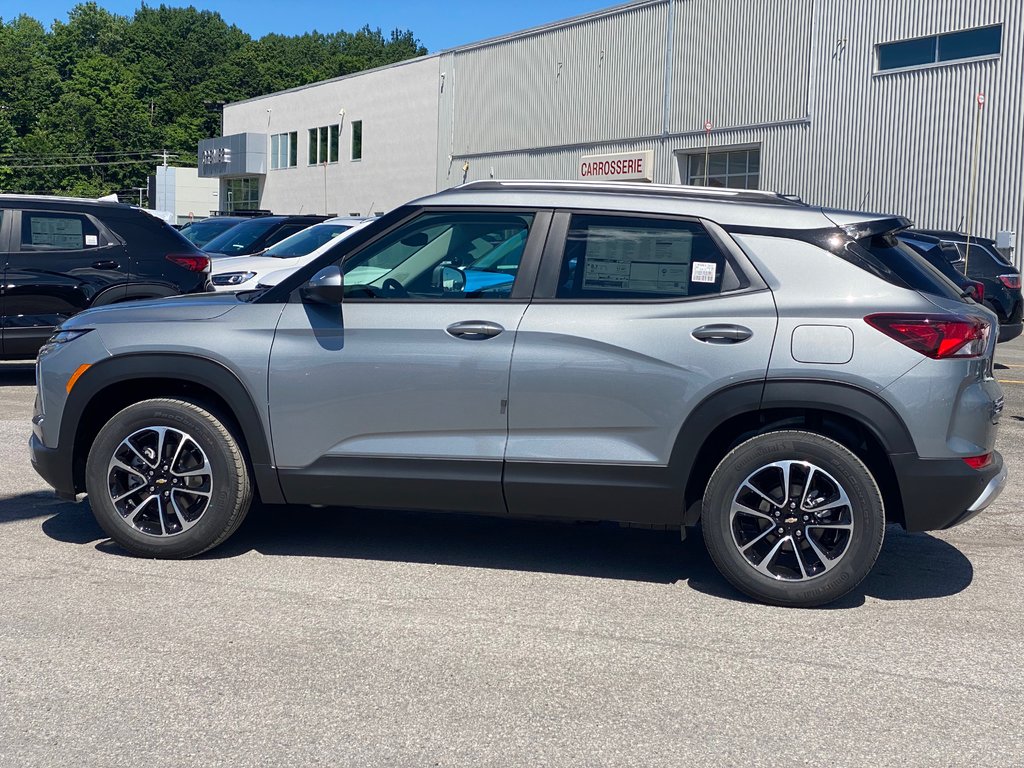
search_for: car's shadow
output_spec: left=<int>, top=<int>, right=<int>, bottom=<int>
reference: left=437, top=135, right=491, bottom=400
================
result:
left=0, top=363, right=35, bottom=387
left=11, top=494, right=976, bottom=609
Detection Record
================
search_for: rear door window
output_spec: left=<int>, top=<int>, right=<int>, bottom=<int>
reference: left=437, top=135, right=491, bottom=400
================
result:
left=555, top=214, right=728, bottom=300
left=20, top=211, right=102, bottom=252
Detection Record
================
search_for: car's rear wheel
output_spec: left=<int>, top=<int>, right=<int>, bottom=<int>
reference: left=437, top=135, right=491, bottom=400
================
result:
left=701, top=430, right=885, bottom=607
left=85, top=398, right=252, bottom=558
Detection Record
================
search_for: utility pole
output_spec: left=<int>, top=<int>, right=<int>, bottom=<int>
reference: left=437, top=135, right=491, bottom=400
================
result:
left=964, top=92, right=985, bottom=274
left=703, top=120, right=713, bottom=185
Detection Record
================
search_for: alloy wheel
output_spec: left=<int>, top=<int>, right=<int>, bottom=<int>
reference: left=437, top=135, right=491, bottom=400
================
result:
left=729, top=460, right=855, bottom=581
left=106, top=426, right=213, bottom=537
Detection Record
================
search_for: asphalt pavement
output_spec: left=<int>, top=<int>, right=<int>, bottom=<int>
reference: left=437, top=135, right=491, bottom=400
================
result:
left=1, top=341, right=1024, bottom=767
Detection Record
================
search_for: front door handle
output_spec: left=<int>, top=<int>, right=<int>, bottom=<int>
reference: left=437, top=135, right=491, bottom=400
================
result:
left=692, top=324, right=753, bottom=344
left=446, top=320, right=505, bottom=340
left=92, top=260, right=119, bottom=270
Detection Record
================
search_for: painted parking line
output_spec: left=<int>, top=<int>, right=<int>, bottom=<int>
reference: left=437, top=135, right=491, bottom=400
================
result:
left=997, top=380, right=1024, bottom=385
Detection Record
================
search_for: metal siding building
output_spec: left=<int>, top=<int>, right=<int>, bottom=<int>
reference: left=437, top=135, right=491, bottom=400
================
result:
left=202, top=0, right=1021, bottom=256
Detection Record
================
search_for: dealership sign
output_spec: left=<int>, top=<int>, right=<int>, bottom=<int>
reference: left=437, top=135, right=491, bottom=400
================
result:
left=579, top=150, right=654, bottom=182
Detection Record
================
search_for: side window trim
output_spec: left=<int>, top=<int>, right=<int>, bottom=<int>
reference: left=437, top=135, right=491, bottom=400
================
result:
left=532, top=209, right=762, bottom=302
left=0, top=208, right=12, bottom=253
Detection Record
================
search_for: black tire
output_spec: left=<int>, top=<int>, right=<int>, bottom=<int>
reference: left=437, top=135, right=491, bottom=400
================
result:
left=85, top=398, right=252, bottom=558
left=701, top=430, right=885, bottom=607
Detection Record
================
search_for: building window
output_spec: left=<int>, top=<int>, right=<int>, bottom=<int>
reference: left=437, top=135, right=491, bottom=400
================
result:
left=876, top=24, right=1002, bottom=72
left=270, top=132, right=297, bottom=170
left=308, top=124, right=340, bottom=164
left=351, top=120, right=362, bottom=161
left=683, top=146, right=760, bottom=190
left=330, top=125, right=339, bottom=162
left=225, top=177, right=259, bottom=212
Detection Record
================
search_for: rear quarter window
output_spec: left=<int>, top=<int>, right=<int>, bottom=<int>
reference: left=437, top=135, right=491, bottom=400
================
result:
left=845, top=234, right=964, bottom=301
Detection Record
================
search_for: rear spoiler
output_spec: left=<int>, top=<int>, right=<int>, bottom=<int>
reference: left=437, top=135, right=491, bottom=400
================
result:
left=821, top=210, right=913, bottom=240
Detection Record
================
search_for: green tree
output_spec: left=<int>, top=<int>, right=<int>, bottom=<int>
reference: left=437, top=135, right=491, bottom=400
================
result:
left=0, top=15, right=60, bottom=136
left=0, top=4, right=426, bottom=196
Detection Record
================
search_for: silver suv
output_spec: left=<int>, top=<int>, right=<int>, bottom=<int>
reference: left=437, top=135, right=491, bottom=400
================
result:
left=30, top=181, right=1007, bottom=607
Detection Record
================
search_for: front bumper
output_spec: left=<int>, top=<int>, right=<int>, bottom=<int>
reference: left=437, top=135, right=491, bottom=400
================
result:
left=892, top=450, right=1005, bottom=531
left=29, top=432, right=77, bottom=501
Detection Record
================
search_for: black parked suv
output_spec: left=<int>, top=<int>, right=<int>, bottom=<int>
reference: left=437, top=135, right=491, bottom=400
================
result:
left=900, top=230, right=1022, bottom=342
left=0, top=195, right=210, bottom=360
left=201, top=215, right=328, bottom=257
left=177, top=215, right=251, bottom=248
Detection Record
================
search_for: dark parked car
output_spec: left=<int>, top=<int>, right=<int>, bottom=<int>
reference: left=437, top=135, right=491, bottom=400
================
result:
left=201, top=215, right=327, bottom=258
left=178, top=216, right=250, bottom=248
left=0, top=195, right=210, bottom=360
left=897, top=235, right=985, bottom=303
left=901, top=230, right=1022, bottom=342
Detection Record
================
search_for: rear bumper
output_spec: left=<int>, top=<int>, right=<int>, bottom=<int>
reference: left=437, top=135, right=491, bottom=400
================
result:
left=997, top=321, right=1022, bottom=343
left=29, top=433, right=77, bottom=501
left=892, top=450, right=1005, bottom=531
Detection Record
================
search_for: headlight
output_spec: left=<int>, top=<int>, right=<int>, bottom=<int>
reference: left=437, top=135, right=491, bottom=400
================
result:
left=212, top=271, right=257, bottom=286
left=46, top=329, right=92, bottom=345
left=38, top=328, right=92, bottom=356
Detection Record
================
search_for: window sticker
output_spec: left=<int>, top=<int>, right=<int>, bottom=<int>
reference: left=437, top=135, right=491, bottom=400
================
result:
left=581, top=226, right=693, bottom=294
left=29, top=217, right=84, bottom=249
left=692, top=261, right=717, bottom=284
left=85, top=234, right=99, bottom=246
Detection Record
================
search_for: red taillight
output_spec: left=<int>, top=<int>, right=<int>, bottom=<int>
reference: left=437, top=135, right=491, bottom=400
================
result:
left=865, top=313, right=988, bottom=359
left=167, top=254, right=210, bottom=273
left=998, top=274, right=1021, bottom=290
left=970, top=281, right=984, bottom=302
left=963, top=453, right=992, bottom=469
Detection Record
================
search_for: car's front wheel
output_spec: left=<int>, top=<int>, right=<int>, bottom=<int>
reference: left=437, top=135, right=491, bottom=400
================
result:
left=85, top=398, right=252, bottom=558
left=701, top=430, right=885, bottom=607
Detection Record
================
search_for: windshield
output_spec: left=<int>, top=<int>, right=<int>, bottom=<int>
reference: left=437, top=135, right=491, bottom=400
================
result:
left=179, top=218, right=244, bottom=248
left=203, top=218, right=280, bottom=254
left=266, top=223, right=353, bottom=258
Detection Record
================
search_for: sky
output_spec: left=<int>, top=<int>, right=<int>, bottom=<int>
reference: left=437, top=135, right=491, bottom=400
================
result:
left=1, top=0, right=621, bottom=52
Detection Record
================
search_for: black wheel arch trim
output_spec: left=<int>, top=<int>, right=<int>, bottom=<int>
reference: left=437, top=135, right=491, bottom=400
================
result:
left=673, top=377, right=915, bottom=526
left=758, top=379, right=915, bottom=454
left=60, top=353, right=284, bottom=504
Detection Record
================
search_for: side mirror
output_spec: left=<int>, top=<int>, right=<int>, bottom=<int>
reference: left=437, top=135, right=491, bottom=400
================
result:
left=432, top=264, right=466, bottom=295
left=301, top=265, right=344, bottom=305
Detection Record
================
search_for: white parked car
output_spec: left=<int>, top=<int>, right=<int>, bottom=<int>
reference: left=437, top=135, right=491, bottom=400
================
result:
left=208, top=216, right=375, bottom=291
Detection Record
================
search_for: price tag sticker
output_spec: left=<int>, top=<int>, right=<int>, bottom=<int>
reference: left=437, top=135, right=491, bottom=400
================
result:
left=692, top=261, right=717, bottom=284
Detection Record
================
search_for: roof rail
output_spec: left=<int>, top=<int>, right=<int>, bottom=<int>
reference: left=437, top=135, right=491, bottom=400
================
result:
left=454, top=179, right=808, bottom=207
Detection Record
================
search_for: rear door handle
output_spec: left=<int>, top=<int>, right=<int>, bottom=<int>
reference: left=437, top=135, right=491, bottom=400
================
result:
left=92, top=260, right=119, bottom=270
left=446, top=320, right=505, bottom=339
left=692, top=324, right=753, bottom=344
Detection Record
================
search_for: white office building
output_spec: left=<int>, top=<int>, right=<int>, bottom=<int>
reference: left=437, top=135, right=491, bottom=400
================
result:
left=198, top=0, right=1021, bottom=255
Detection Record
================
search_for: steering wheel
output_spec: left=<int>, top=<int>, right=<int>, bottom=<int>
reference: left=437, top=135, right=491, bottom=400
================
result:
left=381, top=278, right=409, bottom=298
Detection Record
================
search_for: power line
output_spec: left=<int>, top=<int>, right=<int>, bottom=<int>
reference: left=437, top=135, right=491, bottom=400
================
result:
left=0, top=148, right=171, bottom=161
left=1, top=158, right=193, bottom=170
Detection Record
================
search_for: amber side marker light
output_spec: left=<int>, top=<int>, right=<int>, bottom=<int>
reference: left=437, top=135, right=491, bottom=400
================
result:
left=66, top=364, right=92, bottom=394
